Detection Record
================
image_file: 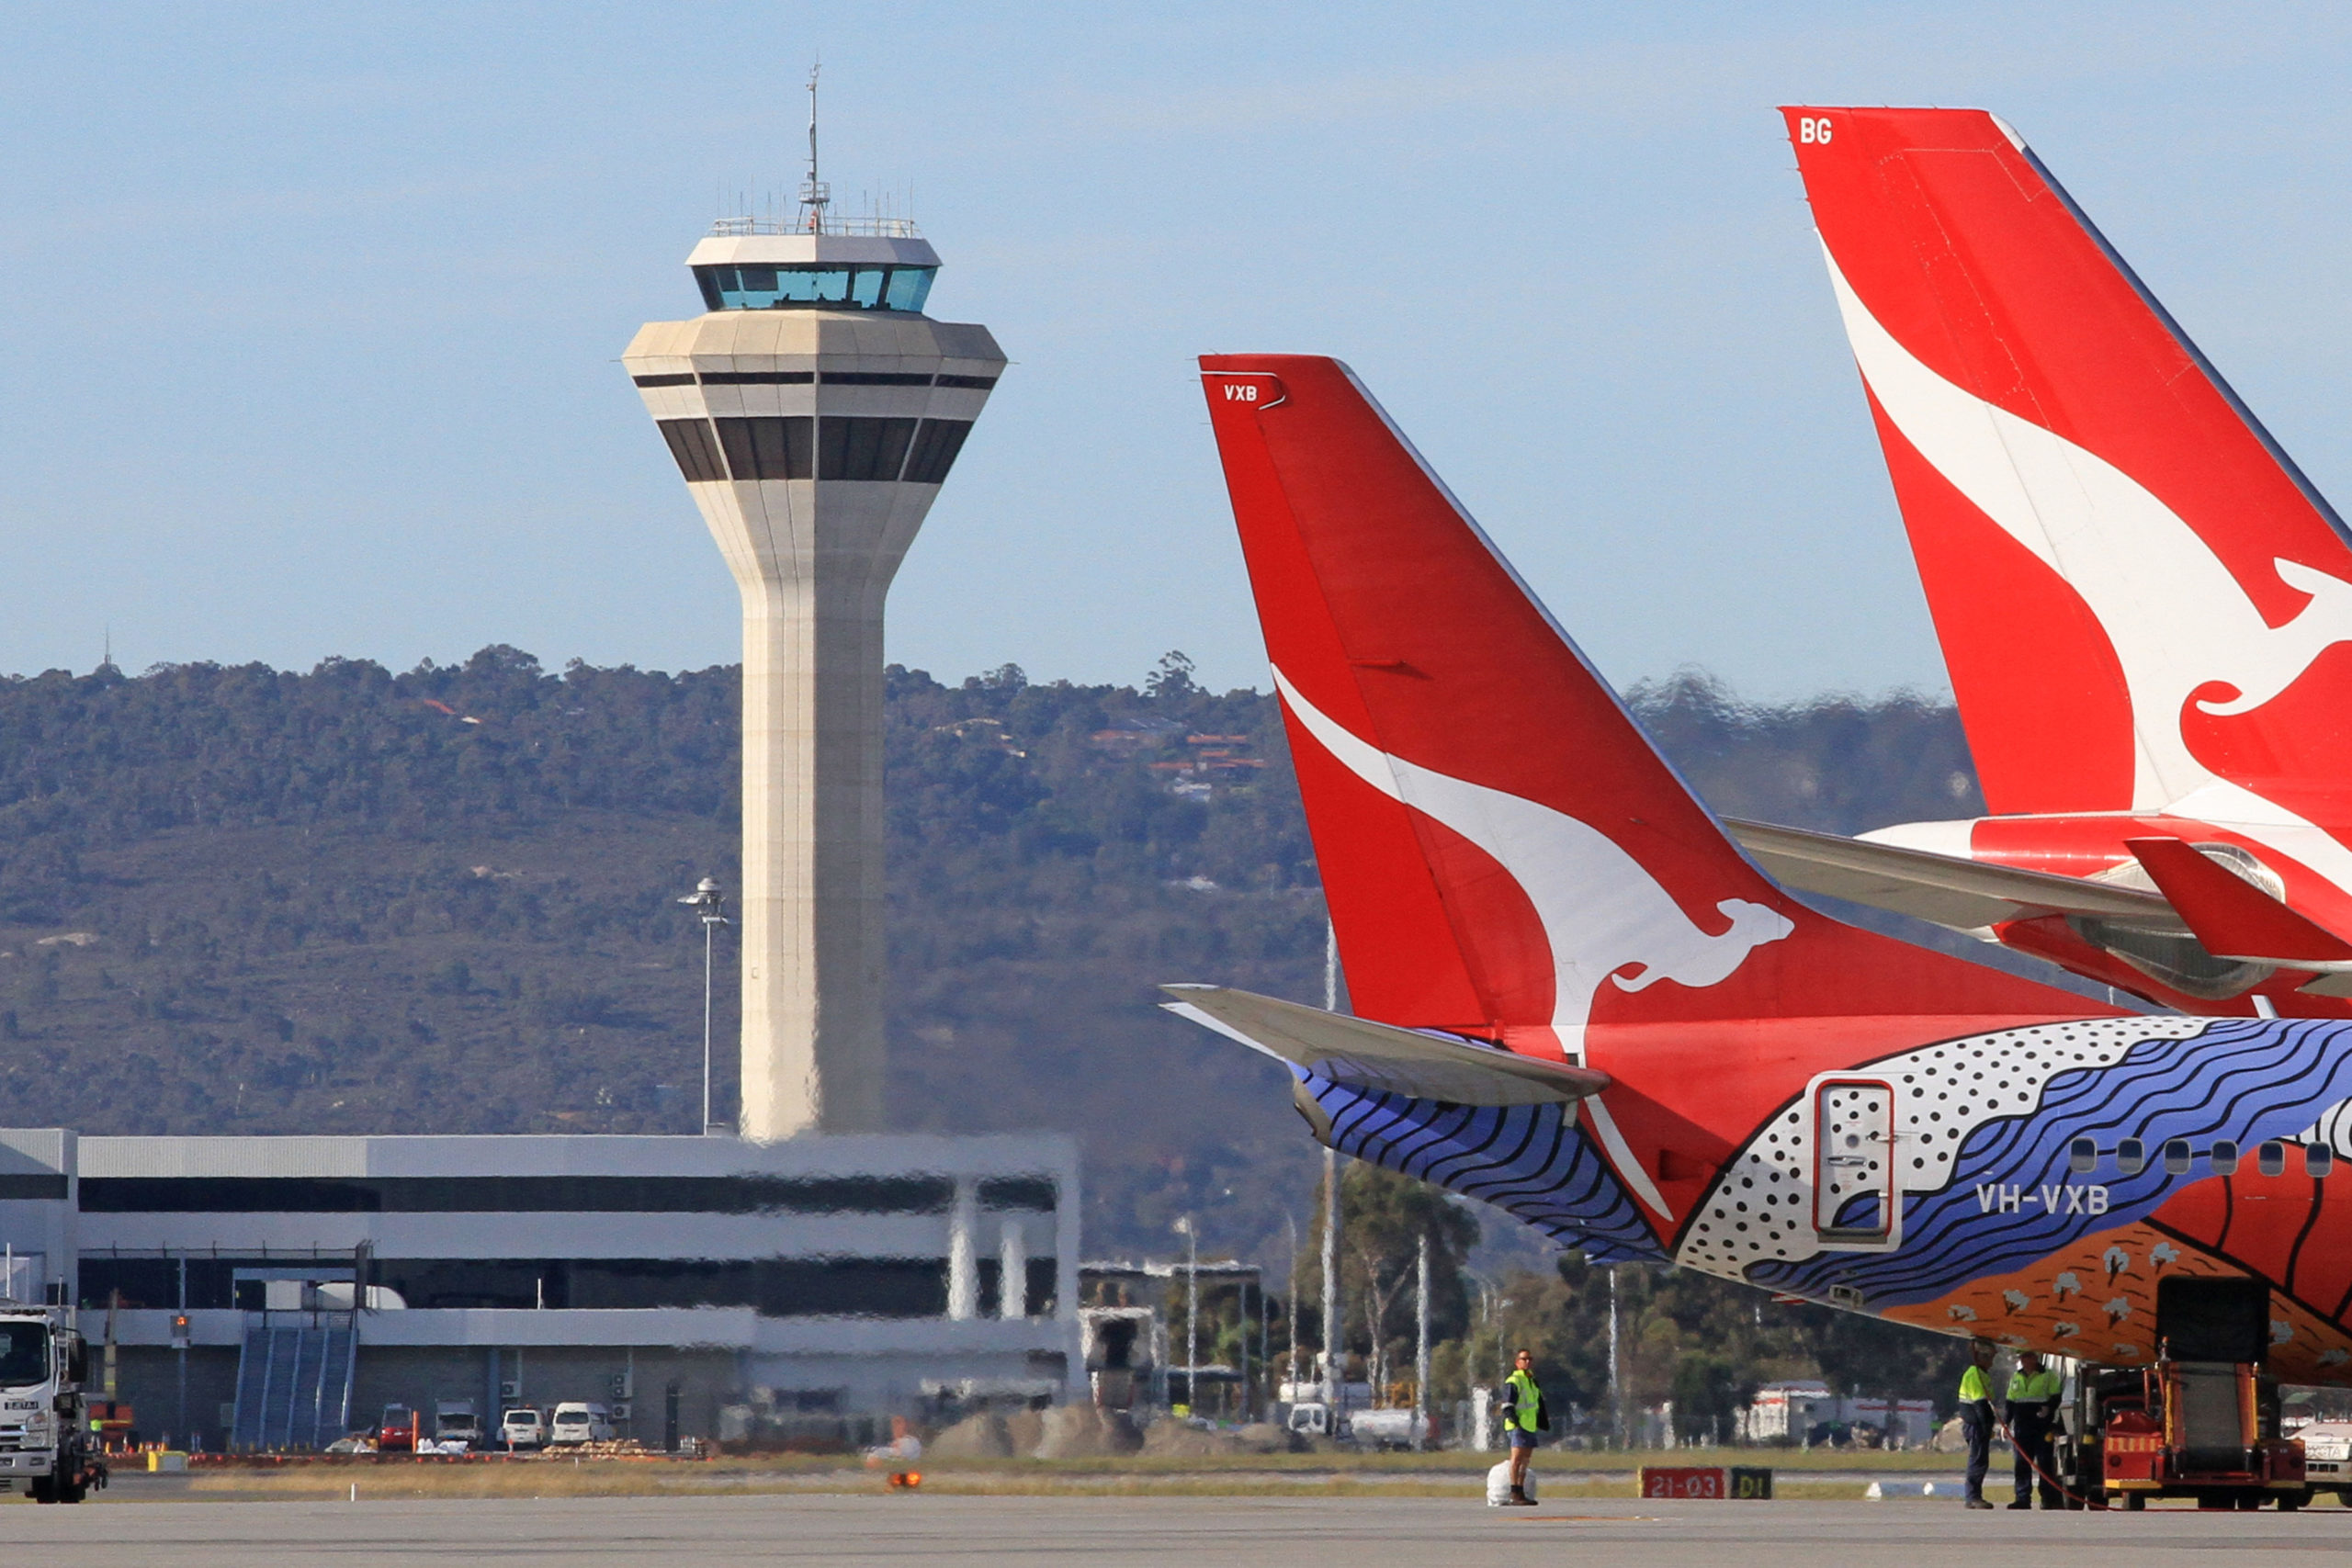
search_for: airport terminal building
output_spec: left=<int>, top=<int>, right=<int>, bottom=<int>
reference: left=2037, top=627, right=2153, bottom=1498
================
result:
left=0, top=1128, right=1080, bottom=1450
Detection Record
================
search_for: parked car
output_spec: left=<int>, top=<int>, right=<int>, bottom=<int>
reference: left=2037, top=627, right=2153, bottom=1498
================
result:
left=501, top=1407, right=547, bottom=1450
left=548, top=1402, right=616, bottom=1445
left=378, top=1403, right=420, bottom=1451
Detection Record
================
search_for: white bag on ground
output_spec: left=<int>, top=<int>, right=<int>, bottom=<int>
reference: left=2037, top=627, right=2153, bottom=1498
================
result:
left=1485, top=1460, right=1535, bottom=1506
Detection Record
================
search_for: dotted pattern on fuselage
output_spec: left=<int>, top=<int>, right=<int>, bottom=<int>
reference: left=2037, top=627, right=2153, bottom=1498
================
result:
left=1676, top=1016, right=2213, bottom=1277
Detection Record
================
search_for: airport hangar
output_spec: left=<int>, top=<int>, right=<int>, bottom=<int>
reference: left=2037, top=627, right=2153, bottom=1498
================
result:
left=0, top=178, right=1091, bottom=1448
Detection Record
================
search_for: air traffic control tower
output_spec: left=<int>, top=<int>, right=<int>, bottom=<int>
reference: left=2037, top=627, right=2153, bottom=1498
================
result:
left=623, top=134, right=1004, bottom=1140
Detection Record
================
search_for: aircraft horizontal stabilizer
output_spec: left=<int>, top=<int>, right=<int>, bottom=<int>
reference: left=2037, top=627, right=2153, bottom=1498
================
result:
left=2126, top=837, right=2352, bottom=970
left=1728, top=818, right=2175, bottom=932
left=1159, top=985, right=1610, bottom=1106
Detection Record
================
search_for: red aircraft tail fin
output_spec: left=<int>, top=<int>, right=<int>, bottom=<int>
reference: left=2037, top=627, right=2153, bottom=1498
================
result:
left=1783, top=107, right=2352, bottom=819
left=1198, top=355, right=2095, bottom=1057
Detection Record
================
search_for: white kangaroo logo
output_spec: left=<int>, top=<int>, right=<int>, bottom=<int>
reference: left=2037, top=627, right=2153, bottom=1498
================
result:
left=1826, top=245, right=2352, bottom=888
left=1826, top=247, right=2352, bottom=797
left=1272, top=667, right=1792, bottom=1060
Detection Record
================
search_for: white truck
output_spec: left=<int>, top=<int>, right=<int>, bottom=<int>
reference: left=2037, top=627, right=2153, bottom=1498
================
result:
left=0, top=1307, right=104, bottom=1503
left=435, top=1400, right=485, bottom=1450
left=1283, top=1400, right=1430, bottom=1450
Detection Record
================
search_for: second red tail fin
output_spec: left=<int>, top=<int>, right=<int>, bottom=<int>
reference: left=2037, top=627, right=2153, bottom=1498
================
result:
left=1785, top=107, right=2352, bottom=821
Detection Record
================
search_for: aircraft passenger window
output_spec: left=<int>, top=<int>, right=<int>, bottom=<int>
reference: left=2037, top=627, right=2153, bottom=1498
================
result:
left=2069, top=1137, right=2098, bottom=1175
left=2258, top=1141, right=2287, bottom=1177
left=2116, top=1138, right=2145, bottom=1176
left=2309, top=1144, right=2335, bottom=1179
left=2163, top=1139, right=2191, bottom=1176
left=2211, top=1140, right=2239, bottom=1175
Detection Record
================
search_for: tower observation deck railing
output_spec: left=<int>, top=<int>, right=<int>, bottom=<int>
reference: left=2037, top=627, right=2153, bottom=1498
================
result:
left=710, top=216, right=922, bottom=239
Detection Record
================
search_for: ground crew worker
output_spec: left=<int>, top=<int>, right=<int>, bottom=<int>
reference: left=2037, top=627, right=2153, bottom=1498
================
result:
left=1958, top=1339, right=1996, bottom=1509
left=2007, top=1349, right=2064, bottom=1509
left=1499, top=1348, right=1549, bottom=1506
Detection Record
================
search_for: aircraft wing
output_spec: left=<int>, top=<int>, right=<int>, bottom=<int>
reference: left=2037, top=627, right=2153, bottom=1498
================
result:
left=1159, top=985, right=1610, bottom=1106
left=1726, top=818, right=2177, bottom=932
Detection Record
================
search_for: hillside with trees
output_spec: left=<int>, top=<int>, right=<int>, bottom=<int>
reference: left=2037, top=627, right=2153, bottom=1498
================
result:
left=0, top=646, right=2011, bottom=1416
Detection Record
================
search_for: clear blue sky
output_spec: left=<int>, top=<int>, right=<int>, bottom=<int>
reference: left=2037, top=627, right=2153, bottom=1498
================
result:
left=4, top=3, right=2347, bottom=700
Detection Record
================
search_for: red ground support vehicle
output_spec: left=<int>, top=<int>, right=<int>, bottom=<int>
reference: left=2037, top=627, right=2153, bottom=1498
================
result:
left=2055, top=1277, right=2308, bottom=1510
left=377, top=1404, right=420, bottom=1453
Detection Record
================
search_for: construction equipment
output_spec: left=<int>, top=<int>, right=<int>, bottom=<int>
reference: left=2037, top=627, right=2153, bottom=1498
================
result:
left=0, top=1306, right=107, bottom=1503
left=2053, top=1277, right=2307, bottom=1509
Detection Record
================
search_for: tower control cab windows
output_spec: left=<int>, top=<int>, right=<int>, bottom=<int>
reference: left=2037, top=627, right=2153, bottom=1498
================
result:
left=694, top=264, right=936, bottom=313
left=660, top=416, right=977, bottom=486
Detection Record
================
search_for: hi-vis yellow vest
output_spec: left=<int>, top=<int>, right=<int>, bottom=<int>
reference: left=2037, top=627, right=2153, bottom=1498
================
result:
left=1505, top=1369, right=1543, bottom=1432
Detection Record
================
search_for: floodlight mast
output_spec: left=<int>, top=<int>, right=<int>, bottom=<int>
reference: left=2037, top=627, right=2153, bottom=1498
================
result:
left=1322, top=919, right=1342, bottom=1418
left=678, top=876, right=729, bottom=1134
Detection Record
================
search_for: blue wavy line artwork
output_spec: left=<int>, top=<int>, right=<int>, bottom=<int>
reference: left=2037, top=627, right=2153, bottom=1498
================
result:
left=1301, top=1069, right=1661, bottom=1261
left=1755, top=1018, right=2352, bottom=1304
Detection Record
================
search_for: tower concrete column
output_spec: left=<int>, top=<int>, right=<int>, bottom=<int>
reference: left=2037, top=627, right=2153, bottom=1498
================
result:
left=625, top=225, right=1002, bottom=1138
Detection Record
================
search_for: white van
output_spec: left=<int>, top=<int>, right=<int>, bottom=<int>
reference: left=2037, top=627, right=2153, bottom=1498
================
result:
left=548, top=1402, right=616, bottom=1445
left=501, top=1407, right=547, bottom=1450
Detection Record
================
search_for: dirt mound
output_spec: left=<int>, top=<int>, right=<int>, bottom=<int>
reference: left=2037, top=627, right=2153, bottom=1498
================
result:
left=1142, top=1420, right=1255, bottom=1457
left=1229, top=1421, right=1300, bottom=1454
left=1030, top=1404, right=1142, bottom=1459
left=1004, top=1410, right=1046, bottom=1458
left=926, top=1413, right=1014, bottom=1459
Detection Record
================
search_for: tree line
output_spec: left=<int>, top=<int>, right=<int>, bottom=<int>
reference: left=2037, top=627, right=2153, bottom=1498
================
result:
left=0, top=646, right=1987, bottom=1414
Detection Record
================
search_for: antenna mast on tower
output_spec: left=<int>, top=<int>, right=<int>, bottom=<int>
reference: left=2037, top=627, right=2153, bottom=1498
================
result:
left=798, top=62, right=830, bottom=234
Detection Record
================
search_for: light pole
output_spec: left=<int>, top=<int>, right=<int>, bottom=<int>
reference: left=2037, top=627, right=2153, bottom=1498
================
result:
left=676, top=876, right=729, bottom=1134
left=1172, top=1214, right=1198, bottom=1416
left=1283, top=1210, right=1299, bottom=1392
left=1608, top=1265, right=1623, bottom=1448
left=1319, top=919, right=1343, bottom=1423
left=1412, top=1231, right=1430, bottom=1452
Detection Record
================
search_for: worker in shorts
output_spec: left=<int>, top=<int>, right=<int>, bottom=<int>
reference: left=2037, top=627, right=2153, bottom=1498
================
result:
left=1499, top=1348, right=1549, bottom=1506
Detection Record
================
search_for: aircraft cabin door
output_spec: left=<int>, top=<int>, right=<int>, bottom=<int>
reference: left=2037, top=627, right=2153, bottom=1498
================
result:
left=1815, top=1077, right=1898, bottom=1242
